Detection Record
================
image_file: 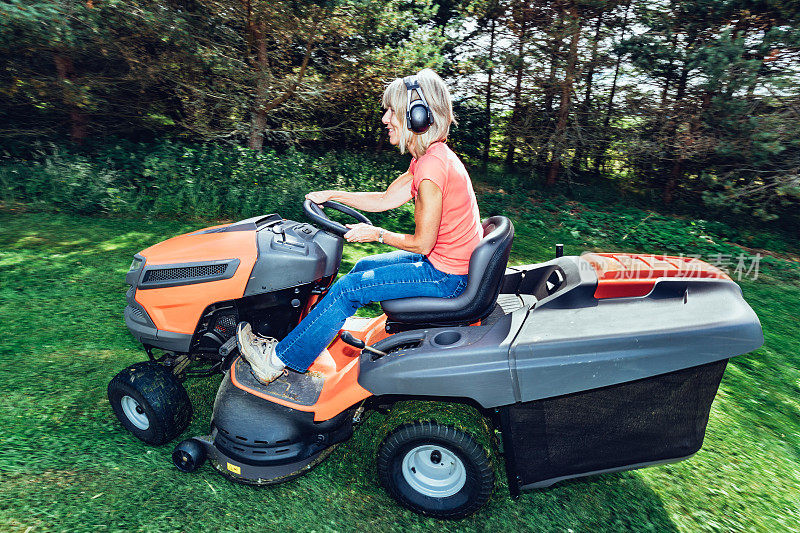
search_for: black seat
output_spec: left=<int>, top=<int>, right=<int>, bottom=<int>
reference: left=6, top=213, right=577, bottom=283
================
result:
left=381, top=216, right=514, bottom=328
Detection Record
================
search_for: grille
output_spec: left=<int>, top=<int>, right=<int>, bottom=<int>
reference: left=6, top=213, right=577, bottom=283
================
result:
left=213, top=314, right=238, bottom=338
left=144, top=264, right=226, bottom=283
left=126, top=305, right=145, bottom=320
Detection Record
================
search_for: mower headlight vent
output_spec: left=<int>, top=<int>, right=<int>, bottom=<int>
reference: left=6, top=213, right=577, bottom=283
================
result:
left=130, top=257, right=144, bottom=271
left=136, top=259, right=240, bottom=289
left=144, top=264, right=227, bottom=282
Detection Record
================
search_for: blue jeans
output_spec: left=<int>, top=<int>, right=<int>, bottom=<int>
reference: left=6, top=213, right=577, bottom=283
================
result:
left=275, top=250, right=468, bottom=371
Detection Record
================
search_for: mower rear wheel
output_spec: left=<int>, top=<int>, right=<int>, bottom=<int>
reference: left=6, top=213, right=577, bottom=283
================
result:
left=108, top=361, right=193, bottom=445
left=377, top=421, right=495, bottom=520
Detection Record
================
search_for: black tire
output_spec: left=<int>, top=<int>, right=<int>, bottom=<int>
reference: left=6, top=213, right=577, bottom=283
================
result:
left=173, top=438, right=207, bottom=473
left=377, top=421, right=495, bottom=520
left=108, top=361, right=193, bottom=445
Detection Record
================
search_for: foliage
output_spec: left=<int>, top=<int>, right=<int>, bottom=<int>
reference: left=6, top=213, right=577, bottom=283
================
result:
left=0, top=140, right=411, bottom=225
left=1, top=0, right=800, bottom=229
left=621, top=3, right=800, bottom=222
left=448, top=98, right=489, bottom=161
left=0, top=0, right=444, bottom=148
left=0, top=0, right=200, bottom=140
left=3, top=140, right=798, bottom=256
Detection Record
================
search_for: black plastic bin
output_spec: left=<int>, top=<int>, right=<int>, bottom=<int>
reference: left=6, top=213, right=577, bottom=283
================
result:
left=499, top=359, right=728, bottom=494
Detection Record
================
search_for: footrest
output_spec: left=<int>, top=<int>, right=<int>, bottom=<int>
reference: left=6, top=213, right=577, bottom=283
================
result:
left=232, top=357, right=324, bottom=407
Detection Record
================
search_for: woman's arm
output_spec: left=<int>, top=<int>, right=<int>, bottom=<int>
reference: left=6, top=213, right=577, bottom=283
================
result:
left=344, top=179, right=442, bottom=255
left=306, top=171, right=414, bottom=213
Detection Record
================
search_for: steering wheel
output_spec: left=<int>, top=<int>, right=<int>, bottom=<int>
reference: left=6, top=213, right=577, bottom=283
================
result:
left=303, top=199, right=373, bottom=237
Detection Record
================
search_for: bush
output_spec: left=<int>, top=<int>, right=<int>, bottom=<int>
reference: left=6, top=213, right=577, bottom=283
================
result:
left=0, top=140, right=409, bottom=224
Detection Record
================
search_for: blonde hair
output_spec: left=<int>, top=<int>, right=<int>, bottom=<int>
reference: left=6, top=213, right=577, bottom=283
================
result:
left=381, top=69, right=457, bottom=157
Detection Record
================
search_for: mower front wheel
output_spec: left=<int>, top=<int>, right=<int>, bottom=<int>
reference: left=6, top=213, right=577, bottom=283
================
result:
left=377, top=421, right=496, bottom=520
left=108, top=361, right=192, bottom=445
left=173, top=438, right=207, bottom=472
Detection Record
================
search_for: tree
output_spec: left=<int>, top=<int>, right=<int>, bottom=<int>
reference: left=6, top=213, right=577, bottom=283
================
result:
left=0, top=0, right=196, bottom=142
left=545, top=0, right=582, bottom=186
left=502, top=0, right=536, bottom=168
left=593, top=0, right=632, bottom=173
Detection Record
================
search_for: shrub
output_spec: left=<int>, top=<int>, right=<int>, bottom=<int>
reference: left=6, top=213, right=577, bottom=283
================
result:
left=0, top=140, right=408, bottom=224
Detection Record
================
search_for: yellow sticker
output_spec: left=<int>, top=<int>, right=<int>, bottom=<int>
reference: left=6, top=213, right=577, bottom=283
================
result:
left=226, top=462, right=241, bottom=475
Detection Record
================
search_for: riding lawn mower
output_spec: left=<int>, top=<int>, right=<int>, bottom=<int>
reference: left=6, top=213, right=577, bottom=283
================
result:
left=108, top=200, right=763, bottom=519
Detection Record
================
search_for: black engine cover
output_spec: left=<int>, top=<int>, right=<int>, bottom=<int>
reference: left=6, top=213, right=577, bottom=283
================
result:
left=210, top=372, right=353, bottom=467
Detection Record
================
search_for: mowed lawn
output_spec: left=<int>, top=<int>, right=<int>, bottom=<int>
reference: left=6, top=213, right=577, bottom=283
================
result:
left=0, top=207, right=798, bottom=532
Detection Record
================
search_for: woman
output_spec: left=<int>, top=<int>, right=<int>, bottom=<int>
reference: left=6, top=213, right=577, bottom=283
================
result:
left=237, top=69, right=483, bottom=384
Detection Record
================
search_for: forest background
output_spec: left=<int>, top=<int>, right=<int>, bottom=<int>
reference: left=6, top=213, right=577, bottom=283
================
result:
left=1, top=0, right=799, bottom=234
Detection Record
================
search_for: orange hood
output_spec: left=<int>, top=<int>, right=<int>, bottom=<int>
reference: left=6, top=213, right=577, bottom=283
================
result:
left=136, top=224, right=259, bottom=334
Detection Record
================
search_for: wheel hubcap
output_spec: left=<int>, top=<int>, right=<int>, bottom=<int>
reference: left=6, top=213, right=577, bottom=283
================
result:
left=401, top=444, right=466, bottom=498
left=121, top=395, right=150, bottom=430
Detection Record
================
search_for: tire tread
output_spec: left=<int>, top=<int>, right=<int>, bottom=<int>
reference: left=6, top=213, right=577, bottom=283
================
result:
left=377, top=420, right=495, bottom=520
left=108, top=361, right=192, bottom=445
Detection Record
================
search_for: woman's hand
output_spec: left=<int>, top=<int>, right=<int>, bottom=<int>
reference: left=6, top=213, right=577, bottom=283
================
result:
left=306, top=190, right=334, bottom=204
left=344, top=223, right=380, bottom=243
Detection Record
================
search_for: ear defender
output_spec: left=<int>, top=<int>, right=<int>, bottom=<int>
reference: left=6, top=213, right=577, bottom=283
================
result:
left=403, top=75, right=434, bottom=134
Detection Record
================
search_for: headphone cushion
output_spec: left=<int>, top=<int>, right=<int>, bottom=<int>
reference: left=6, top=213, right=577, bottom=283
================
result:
left=408, top=102, right=432, bottom=134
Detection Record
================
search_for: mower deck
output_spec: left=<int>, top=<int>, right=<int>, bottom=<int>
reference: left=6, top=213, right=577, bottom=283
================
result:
left=191, top=433, right=337, bottom=486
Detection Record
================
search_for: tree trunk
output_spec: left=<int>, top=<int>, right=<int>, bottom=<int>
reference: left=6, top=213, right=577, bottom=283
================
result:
left=536, top=33, right=562, bottom=170
left=571, top=11, right=604, bottom=174
left=248, top=20, right=270, bottom=151
left=594, top=0, right=631, bottom=173
left=248, top=12, right=319, bottom=151
left=662, top=60, right=690, bottom=204
left=542, top=43, right=559, bottom=115
left=546, top=3, right=581, bottom=186
left=504, top=11, right=527, bottom=169
left=53, top=53, right=88, bottom=144
left=482, top=15, right=497, bottom=173
left=659, top=34, right=679, bottom=108
left=663, top=159, right=682, bottom=205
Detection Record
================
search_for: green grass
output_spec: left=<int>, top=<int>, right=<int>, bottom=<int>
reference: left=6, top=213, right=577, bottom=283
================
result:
left=0, top=202, right=798, bottom=532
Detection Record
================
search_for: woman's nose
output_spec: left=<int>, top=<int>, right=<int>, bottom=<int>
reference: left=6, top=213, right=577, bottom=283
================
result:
left=382, top=109, right=391, bottom=124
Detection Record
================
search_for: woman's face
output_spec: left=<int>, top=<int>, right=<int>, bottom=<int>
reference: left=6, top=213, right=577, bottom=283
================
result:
left=382, top=107, right=402, bottom=146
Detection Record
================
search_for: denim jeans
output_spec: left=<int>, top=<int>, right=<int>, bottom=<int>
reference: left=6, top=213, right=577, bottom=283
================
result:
left=275, top=250, right=468, bottom=372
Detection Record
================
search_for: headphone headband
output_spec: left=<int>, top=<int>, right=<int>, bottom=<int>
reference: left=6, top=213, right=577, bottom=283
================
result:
left=403, top=75, right=434, bottom=134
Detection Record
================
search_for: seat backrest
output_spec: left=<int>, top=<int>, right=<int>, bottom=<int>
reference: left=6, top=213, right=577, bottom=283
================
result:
left=380, top=216, right=515, bottom=325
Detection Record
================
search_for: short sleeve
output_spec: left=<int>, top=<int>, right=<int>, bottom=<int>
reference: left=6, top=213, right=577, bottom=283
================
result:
left=412, top=154, right=447, bottom=195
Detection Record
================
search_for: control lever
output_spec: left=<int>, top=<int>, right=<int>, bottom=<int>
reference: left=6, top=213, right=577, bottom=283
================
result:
left=272, top=224, right=286, bottom=241
left=218, top=335, right=238, bottom=357
left=339, top=331, right=387, bottom=361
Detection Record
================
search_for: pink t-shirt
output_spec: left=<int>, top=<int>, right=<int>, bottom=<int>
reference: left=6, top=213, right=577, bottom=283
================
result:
left=408, top=142, right=482, bottom=275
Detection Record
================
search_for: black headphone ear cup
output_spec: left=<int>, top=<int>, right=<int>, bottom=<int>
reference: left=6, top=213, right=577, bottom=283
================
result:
left=409, top=102, right=432, bottom=134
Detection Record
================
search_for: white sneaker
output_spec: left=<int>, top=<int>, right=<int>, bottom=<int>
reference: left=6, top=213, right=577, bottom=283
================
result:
left=236, top=322, right=286, bottom=384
